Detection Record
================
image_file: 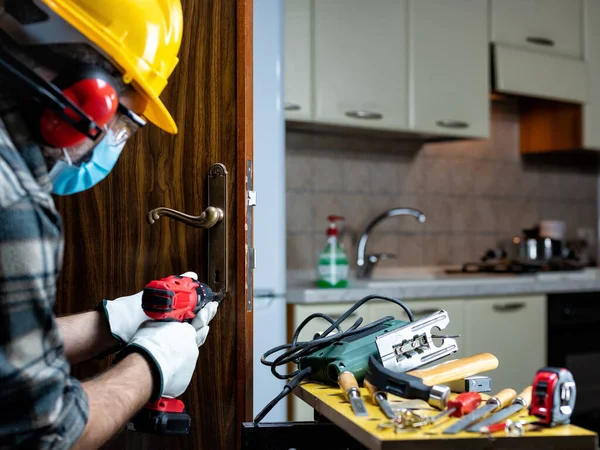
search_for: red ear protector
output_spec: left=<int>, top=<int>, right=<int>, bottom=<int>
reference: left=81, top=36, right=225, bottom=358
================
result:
left=0, top=44, right=119, bottom=148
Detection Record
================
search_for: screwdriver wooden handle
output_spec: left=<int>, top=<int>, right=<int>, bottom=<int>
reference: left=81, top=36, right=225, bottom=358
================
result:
left=338, top=371, right=359, bottom=395
left=363, top=379, right=383, bottom=402
left=491, top=389, right=518, bottom=410
left=407, top=353, right=499, bottom=386
left=518, top=386, right=533, bottom=407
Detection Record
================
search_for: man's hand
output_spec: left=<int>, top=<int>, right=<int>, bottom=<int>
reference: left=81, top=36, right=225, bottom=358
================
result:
left=119, top=321, right=205, bottom=399
left=102, top=271, right=214, bottom=346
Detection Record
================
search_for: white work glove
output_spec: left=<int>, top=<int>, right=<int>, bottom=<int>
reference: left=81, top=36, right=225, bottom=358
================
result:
left=102, top=271, right=219, bottom=346
left=121, top=321, right=202, bottom=399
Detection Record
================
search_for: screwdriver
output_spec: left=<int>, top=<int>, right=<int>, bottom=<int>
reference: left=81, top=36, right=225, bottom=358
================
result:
left=421, top=392, right=482, bottom=430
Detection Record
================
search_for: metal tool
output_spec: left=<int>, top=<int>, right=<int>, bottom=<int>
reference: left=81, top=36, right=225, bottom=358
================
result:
left=377, top=409, right=429, bottom=433
left=376, top=310, right=458, bottom=373
left=530, top=367, right=576, bottom=426
left=468, top=386, right=532, bottom=432
left=338, top=371, right=368, bottom=417
left=445, top=375, right=492, bottom=393
left=480, top=417, right=540, bottom=436
left=422, top=392, right=482, bottom=427
left=443, top=389, right=517, bottom=434
left=364, top=379, right=395, bottom=419
left=365, top=355, right=450, bottom=410
left=407, top=353, right=498, bottom=386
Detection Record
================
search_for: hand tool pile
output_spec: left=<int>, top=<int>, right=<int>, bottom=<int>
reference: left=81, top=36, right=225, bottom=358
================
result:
left=254, top=294, right=578, bottom=439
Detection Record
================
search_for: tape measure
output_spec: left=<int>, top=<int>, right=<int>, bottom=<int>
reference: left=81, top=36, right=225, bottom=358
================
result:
left=530, top=367, right=576, bottom=426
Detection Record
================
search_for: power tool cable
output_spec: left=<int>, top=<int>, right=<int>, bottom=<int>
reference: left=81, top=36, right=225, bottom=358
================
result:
left=254, top=294, right=415, bottom=423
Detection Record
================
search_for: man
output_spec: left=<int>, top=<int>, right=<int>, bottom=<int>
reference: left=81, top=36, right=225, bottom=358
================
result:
left=0, top=1, right=219, bottom=449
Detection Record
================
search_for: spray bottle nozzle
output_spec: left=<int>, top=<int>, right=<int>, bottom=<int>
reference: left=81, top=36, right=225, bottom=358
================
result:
left=326, top=215, right=345, bottom=236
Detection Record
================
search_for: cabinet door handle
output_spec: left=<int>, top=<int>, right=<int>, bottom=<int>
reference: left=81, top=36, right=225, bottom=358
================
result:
left=284, top=102, right=301, bottom=111
left=493, top=302, right=526, bottom=312
left=345, top=110, right=383, bottom=120
left=436, top=119, right=469, bottom=129
left=526, top=36, right=555, bottom=47
left=410, top=308, right=440, bottom=317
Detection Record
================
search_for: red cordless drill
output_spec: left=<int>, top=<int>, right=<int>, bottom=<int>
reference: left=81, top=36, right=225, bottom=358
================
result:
left=127, top=275, right=221, bottom=436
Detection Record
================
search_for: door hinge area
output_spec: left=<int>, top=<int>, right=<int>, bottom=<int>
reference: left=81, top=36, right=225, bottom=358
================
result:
left=248, top=190, right=257, bottom=207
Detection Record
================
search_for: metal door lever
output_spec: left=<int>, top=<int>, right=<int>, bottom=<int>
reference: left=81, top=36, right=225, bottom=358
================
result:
left=147, top=205, right=224, bottom=228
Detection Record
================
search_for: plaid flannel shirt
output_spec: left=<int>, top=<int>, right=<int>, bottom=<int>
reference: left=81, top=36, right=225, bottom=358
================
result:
left=0, top=116, right=88, bottom=449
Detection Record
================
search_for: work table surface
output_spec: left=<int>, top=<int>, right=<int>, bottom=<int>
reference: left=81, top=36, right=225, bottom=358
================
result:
left=287, top=267, right=600, bottom=304
left=296, top=382, right=597, bottom=450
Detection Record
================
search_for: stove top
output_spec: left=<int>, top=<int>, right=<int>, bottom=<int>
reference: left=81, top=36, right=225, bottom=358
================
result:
left=445, top=258, right=585, bottom=275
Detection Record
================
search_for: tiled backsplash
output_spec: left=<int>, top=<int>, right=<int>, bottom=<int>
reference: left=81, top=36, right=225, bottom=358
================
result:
left=286, top=101, right=599, bottom=270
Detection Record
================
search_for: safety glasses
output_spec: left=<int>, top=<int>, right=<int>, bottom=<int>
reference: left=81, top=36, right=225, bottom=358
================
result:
left=111, top=103, right=147, bottom=146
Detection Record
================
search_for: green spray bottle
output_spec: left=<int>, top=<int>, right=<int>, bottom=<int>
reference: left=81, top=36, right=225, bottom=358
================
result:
left=317, top=215, right=349, bottom=288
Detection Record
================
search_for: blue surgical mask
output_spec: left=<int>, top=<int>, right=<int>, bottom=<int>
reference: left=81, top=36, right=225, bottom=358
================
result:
left=48, top=129, right=127, bottom=196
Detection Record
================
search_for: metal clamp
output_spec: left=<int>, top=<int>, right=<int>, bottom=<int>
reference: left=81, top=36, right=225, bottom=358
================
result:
left=147, top=163, right=228, bottom=298
left=376, top=310, right=458, bottom=373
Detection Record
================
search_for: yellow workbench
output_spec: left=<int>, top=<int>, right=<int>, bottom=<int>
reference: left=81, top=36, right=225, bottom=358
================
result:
left=296, top=382, right=598, bottom=450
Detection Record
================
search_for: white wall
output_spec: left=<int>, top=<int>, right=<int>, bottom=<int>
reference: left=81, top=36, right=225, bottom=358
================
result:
left=253, top=0, right=287, bottom=422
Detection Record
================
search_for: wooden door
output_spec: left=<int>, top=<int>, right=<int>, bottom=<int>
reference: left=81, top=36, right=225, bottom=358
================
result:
left=53, top=0, right=253, bottom=449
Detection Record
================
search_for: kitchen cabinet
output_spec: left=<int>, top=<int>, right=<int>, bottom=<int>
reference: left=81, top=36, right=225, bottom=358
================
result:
left=464, top=295, right=546, bottom=393
left=286, top=0, right=490, bottom=138
left=313, top=0, right=409, bottom=131
left=584, top=0, right=600, bottom=149
left=408, top=0, right=489, bottom=138
left=491, top=0, right=583, bottom=59
left=284, top=0, right=313, bottom=121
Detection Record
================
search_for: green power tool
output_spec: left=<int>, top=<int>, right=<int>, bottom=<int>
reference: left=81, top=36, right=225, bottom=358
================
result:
left=299, top=318, right=407, bottom=385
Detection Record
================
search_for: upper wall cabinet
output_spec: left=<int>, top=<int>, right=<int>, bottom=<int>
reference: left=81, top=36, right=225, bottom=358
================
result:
left=313, top=0, right=409, bottom=131
left=491, top=0, right=583, bottom=58
left=284, top=0, right=313, bottom=121
left=490, top=0, right=587, bottom=104
left=408, top=0, right=489, bottom=138
left=283, top=0, right=490, bottom=139
left=584, top=0, right=600, bottom=149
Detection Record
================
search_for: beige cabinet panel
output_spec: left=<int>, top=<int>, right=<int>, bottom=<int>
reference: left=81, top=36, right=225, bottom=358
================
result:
left=284, top=0, right=313, bottom=120
left=464, top=295, right=546, bottom=393
left=408, top=0, right=489, bottom=138
left=313, top=0, right=409, bottom=130
left=584, top=0, right=600, bottom=149
left=491, top=0, right=583, bottom=58
left=493, top=44, right=587, bottom=103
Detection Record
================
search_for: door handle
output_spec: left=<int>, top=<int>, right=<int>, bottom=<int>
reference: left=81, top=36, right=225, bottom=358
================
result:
left=147, top=206, right=223, bottom=228
left=526, top=36, right=555, bottom=47
left=147, top=163, right=228, bottom=298
left=492, top=302, right=526, bottom=312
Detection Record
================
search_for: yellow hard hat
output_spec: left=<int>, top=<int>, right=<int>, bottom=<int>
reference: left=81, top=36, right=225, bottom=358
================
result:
left=41, top=0, right=183, bottom=134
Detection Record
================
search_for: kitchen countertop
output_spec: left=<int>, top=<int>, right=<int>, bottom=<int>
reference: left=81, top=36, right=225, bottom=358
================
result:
left=286, top=266, right=600, bottom=304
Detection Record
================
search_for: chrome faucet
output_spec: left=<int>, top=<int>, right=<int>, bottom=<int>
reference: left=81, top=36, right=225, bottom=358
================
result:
left=356, top=208, right=426, bottom=279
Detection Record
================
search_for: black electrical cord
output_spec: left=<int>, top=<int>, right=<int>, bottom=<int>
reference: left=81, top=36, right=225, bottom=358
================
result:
left=253, top=294, right=415, bottom=423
